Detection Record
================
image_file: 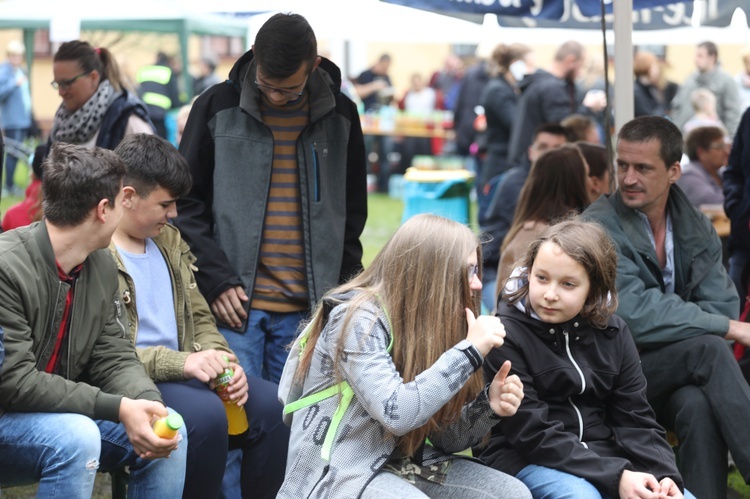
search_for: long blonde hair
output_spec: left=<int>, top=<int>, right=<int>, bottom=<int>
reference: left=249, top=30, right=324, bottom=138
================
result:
left=297, top=214, right=484, bottom=456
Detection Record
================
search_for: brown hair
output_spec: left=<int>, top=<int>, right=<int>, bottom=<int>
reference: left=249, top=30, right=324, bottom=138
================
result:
left=561, top=114, right=597, bottom=142
left=502, top=144, right=591, bottom=254
left=505, top=217, right=618, bottom=329
left=296, top=214, right=483, bottom=457
left=633, top=51, right=657, bottom=78
left=54, top=40, right=129, bottom=92
left=490, top=43, right=531, bottom=80
left=685, top=126, right=726, bottom=161
left=576, top=141, right=610, bottom=180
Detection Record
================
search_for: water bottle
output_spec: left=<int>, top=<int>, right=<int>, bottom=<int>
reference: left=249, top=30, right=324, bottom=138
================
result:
left=215, top=356, right=250, bottom=435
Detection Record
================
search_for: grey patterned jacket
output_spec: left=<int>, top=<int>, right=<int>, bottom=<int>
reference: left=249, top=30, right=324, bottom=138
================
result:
left=277, top=298, right=501, bottom=498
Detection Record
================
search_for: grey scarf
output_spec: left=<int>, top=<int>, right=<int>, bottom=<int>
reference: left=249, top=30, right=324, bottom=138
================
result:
left=51, top=80, right=117, bottom=144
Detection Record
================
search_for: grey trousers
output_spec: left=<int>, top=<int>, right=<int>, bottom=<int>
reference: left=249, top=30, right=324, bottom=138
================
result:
left=361, top=458, right=532, bottom=499
left=641, top=334, right=750, bottom=499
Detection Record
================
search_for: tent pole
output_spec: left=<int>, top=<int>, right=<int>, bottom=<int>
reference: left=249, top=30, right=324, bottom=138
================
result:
left=613, top=0, right=634, bottom=136
left=22, top=28, right=35, bottom=93
left=179, top=23, right=192, bottom=102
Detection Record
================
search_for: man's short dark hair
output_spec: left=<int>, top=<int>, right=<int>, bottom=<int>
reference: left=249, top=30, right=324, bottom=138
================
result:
left=685, top=126, right=726, bottom=162
left=618, top=115, right=683, bottom=167
left=254, top=13, right=317, bottom=79
left=114, top=133, right=192, bottom=198
left=43, top=142, right=126, bottom=227
left=533, top=123, right=571, bottom=142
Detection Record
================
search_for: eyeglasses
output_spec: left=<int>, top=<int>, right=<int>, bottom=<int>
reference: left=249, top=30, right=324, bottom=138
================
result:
left=468, top=264, right=479, bottom=281
left=254, top=76, right=308, bottom=99
left=51, top=71, right=91, bottom=90
left=708, top=142, right=730, bottom=151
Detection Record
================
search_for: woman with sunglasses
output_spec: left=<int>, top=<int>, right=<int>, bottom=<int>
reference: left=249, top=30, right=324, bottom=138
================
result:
left=49, top=40, right=155, bottom=150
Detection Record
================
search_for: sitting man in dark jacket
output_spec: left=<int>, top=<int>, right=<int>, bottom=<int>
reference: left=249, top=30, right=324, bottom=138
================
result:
left=0, top=143, right=186, bottom=497
left=583, top=115, right=750, bottom=499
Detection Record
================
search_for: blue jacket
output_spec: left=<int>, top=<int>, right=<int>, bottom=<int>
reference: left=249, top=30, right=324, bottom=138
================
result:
left=0, top=61, right=32, bottom=130
left=175, top=51, right=367, bottom=308
left=583, top=187, right=738, bottom=348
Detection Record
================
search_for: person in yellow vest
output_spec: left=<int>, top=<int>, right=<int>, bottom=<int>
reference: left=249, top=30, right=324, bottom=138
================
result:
left=136, top=52, right=183, bottom=140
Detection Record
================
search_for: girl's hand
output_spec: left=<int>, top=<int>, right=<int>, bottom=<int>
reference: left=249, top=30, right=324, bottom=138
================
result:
left=488, top=360, right=524, bottom=417
left=619, top=470, right=660, bottom=499
left=657, top=478, right=683, bottom=498
left=465, top=308, right=505, bottom=357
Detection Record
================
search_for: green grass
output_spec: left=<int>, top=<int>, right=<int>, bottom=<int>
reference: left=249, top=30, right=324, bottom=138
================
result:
left=362, top=193, right=404, bottom=266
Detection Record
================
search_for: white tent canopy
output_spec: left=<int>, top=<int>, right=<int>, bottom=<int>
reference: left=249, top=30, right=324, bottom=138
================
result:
left=0, top=0, right=251, bottom=99
left=185, top=0, right=495, bottom=45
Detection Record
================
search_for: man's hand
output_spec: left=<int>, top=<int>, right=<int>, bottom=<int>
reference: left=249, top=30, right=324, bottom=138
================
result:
left=118, top=398, right=180, bottom=459
left=488, top=360, right=524, bottom=417
left=184, top=350, right=236, bottom=383
left=726, top=319, right=750, bottom=347
left=211, top=286, right=248, bottom=328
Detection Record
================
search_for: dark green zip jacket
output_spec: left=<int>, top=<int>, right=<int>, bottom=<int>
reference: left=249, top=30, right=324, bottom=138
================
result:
left=0, top=222, right=161, bottom=421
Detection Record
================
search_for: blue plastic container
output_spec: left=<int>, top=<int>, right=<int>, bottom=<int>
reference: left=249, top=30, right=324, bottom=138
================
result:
left=401, top=177, right=472, bottom=224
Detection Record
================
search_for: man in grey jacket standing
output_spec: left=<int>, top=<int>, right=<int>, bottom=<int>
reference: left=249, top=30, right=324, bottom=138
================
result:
left=0, top=143, right=186, bottom=497
left=175, top=13, right=367, bottom=385
left=583, top=115, right=750, bottom=498
left=671, top=41, right=741, bottom=138
left=175, top=12, right=367, bottom=497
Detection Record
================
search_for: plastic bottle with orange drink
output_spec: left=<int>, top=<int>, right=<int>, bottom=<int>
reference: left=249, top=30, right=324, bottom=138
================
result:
left=215, top=355, right=249, bottom=435
left=152, top=412, right=184, bottom=439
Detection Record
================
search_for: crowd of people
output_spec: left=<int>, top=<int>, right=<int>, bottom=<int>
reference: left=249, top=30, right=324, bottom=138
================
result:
left=2, top=10, right=750, bottom=499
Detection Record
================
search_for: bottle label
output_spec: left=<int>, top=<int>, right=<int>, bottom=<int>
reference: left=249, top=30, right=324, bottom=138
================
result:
left=215, top=368, right=233, bottom=400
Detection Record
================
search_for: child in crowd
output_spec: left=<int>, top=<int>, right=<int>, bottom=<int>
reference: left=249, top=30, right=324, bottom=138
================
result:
left=494, top=144, right=591, bottom=303
left=111, top=133, right=288, bottom=499
left=480, top=218, right=692, bottom=499
left=2, top=144, right=46, bottom=232
left=278, top=213, right=530, bottom=498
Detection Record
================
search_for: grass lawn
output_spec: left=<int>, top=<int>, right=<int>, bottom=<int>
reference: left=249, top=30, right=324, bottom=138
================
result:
left=1, top=189, right=749, bottom=497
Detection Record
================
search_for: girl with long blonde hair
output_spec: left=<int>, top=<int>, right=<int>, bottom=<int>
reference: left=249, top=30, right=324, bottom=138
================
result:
left=278, top=214, right=529, bottom=499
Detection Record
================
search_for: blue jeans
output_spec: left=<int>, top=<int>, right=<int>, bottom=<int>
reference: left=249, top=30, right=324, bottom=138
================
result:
left=517, top=465, right=603, bottom=499
left=0, top=410, right=187, bottom=498
left=3, top=127, right=26, bottom=191
left=219, top=309, right=307, bottom=383
left=516, top=464, right=697, bottom=499
left=728, top=249, right=750, bottom=312
left=481, top=264, right=498, bottom=314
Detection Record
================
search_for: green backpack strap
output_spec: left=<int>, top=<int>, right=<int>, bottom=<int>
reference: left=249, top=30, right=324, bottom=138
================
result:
left=284, top=300, right=392, bottom=461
